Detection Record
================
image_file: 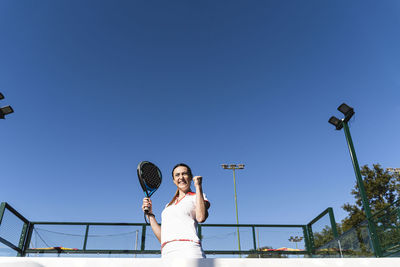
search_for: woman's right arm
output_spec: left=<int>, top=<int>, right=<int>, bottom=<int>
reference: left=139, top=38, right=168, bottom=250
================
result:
left=142, top=198, right=161, bottom=243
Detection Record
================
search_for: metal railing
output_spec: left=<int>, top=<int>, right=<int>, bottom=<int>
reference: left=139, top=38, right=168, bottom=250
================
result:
left=2, top=202, right=378, bottom=258
left=0, top=202, right=30, bottom=256
left=371, top=200, right=400, bottom=257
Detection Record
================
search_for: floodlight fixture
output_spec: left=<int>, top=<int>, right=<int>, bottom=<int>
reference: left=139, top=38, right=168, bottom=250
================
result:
left=0, top=105, right=14, bottom=119
left=328, top=116, right=343, bottom=130
left=338, top=103, right=354, bottom=123
left=221, top=164, right=245, bottom=170
left=289, top=236, right=303, bottom=242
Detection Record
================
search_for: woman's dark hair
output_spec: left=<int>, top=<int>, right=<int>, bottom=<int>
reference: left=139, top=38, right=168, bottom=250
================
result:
left=168, top=163, right=193, bottom=206
left=171, top=163, right=193, bottom=179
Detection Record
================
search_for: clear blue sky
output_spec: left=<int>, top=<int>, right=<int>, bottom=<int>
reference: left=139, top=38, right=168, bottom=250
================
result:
left=1, top=0, right=399, bottom=229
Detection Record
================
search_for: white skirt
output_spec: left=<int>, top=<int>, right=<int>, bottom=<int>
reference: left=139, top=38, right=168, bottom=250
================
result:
left=161, top=241, right=206, bottom=258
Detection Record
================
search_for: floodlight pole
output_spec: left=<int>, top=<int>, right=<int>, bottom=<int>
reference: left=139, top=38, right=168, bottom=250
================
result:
left=289, top=236, right=303, bottom=257
left=342, top=121, right=382, bottom=257
left=329, top=103, right=382, bottom=257
left=232, top=167, right=240, bottom=251
left=222, top=164, right=244, bottom=257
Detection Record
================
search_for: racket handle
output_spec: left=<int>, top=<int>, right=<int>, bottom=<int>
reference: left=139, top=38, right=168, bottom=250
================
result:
left=144, top=196, right=150, bottom=214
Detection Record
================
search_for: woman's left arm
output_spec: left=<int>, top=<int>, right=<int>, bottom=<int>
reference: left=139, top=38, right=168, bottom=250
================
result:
left=193, top=176, right=210, bottom=223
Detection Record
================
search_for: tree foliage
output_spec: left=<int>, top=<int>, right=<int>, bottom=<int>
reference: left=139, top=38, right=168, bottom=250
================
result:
left=314, top=225, right=336, bottom=248
left=312, top=164, right=400, bottom=254
left=341, top=164, right=400, bottom=232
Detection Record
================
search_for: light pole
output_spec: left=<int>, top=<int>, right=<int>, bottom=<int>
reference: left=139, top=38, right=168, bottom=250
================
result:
left=289, top=236, right=303, bottom=258
left=328, top=103, right=382, bottom=257
left=134, top=229, right=139, bottom=258
left=221, top=163, right=244, bottom=256
left=0, top=92, right=14, bottom=119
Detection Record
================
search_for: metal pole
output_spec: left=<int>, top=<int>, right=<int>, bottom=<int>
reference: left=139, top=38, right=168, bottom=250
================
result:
left=83, top=225, right=89, bottom=251
left=232, top=168, right=242, bottom=256
left=338, top=240, right=343, bottom=258
left=328, top=208, right=339, bottom=239
left=134, top=230, right=138, bottom=258
left=342, top=122, right=382, bottom=257
left=256, top=228, right=260, bottom=258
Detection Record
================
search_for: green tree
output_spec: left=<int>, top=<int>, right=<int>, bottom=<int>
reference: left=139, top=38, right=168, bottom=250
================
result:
left=314, top=225, right=338, bottom=248
left=312, top=165, right=400, bottom=255
left=341, top=164, right=400, bottom=232
left=340, top=164, right=400, bottom=255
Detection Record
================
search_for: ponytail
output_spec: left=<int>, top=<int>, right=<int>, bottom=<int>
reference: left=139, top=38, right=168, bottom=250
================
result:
left=167, top=189, right=180, bottom=207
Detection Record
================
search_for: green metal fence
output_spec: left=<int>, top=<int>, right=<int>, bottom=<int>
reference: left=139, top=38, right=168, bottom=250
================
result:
left=306, top=207, right=339, bottom=256
left=0, top=202, right=30, bottom=257
left=2, top=201, right=398, bottom=258
left=371, top=199, right=400, bottom=257
left=316, top=220, right=373, bottom=258
left=200, top=223, right=309, bottom=256
left=312, top=200, right=400, bottom=258
left=23, top=222, right=310, bottom=257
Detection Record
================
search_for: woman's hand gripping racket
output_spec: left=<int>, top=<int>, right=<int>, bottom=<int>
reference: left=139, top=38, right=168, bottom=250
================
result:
left=137, top=161, right=162, bottom=223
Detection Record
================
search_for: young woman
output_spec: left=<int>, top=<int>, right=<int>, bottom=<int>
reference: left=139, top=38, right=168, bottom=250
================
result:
left=142, top=163, right=210, bottom=258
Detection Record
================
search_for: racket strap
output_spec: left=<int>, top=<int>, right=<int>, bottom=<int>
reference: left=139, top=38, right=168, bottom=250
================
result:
left=144, top=212, right=155, bottom=224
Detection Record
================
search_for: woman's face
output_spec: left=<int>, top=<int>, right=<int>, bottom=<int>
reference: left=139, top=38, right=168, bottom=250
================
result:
left=173, top=166, right=192, bottom=192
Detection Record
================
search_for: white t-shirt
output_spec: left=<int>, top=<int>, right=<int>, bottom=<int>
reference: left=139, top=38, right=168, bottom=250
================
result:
left=161, top=192, right=209, bottom=245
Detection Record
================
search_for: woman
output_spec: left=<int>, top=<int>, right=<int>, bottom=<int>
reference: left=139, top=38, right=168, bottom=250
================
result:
left=142, top=163, right=211, bottom=258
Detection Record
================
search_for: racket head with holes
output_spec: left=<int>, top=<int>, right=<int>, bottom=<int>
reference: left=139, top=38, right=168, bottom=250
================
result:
left=137, top=161, right=162, bottom=198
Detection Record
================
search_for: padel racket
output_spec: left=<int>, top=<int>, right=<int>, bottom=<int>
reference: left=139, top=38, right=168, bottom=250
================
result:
left=137, top=161, right=162, bottom=221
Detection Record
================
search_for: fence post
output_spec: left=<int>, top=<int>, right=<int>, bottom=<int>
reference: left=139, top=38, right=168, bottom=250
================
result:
left=0, top=202, right=6, bottom=226
left=83, top=224, right=90, bottom=251
left=307, top=224, right=315, bottom=255
left=198, top=224, right=202, bottom=241
left=17, top=222, right=29, bottom=257
left=252, top=226, right=257, bottom=251
left=328, top=208, right=339, bottom=239
left=302, top=225, right=312, bottom=257
left=140, top=225, right=146, bottom=251
left=22, top=223, right=34, bottom=257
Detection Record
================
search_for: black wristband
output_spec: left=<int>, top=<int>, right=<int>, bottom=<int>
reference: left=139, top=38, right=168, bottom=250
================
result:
left=147, top=213, right=155, bottom=218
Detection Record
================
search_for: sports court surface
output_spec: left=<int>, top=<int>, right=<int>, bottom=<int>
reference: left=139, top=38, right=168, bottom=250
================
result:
left=1, top=258, right=400, bottom=267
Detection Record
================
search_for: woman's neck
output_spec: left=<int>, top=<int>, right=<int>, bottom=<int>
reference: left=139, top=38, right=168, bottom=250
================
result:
left=178, top=188, right=191, bottom=198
